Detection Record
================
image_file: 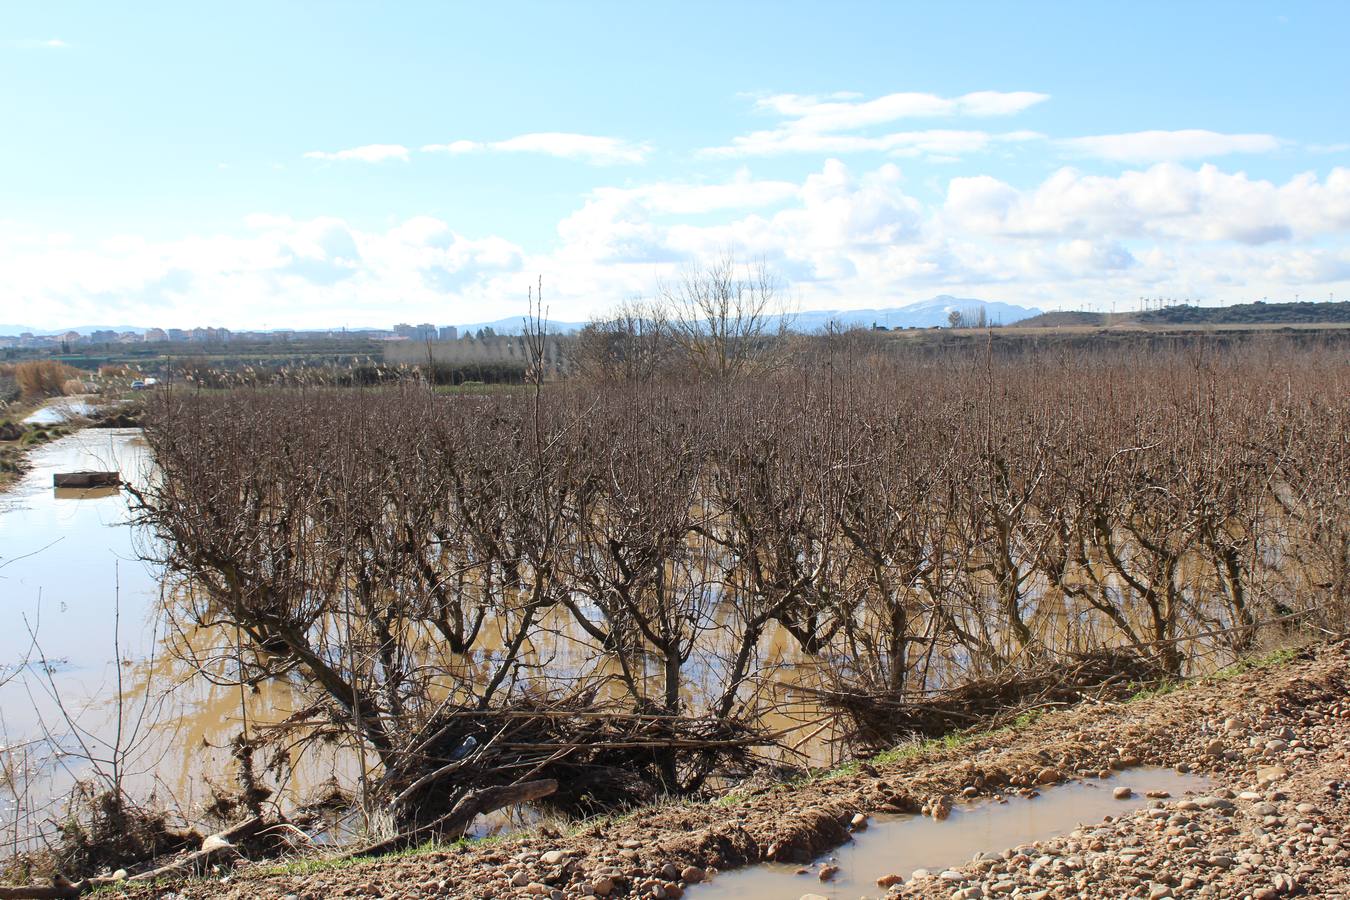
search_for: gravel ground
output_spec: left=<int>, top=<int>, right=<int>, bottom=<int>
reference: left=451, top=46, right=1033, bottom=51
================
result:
left=103, top=640, right=1350, bottom=900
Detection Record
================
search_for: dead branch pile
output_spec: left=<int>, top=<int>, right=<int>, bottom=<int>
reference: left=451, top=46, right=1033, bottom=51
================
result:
left=805, top=649, right=1170, bottom=749
left=375, top=688, right=774, bottom=825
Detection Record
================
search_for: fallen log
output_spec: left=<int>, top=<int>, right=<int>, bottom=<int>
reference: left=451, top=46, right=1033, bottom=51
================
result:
left=336, top=778, right=558, bottom=861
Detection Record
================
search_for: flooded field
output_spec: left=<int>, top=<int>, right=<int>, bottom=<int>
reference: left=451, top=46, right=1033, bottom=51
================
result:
left=0, top=429, right=351, bottom=849
left=19, top=398, right=97, bottom=426
left=0, top=428, right=832, bottom=850
left=693, top=767, right=1209, bottom=900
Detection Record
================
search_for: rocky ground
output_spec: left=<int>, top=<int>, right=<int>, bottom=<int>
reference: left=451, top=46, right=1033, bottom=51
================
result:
left=95, top=641, right=1350, bottom=898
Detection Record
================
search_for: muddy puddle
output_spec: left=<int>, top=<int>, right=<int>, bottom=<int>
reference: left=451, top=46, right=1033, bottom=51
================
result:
left=693, top=767, right=1208, bottom=900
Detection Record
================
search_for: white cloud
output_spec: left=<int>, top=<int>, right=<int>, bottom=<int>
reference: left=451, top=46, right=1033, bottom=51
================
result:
left=8, top=161, right=1350, bottom=328
left=303, top=144, right=410, bottom=163
left=754, top=90, right=1049, bottom=130
left=703, top=90, right=1049, bottom=158
left=1061, top=129, right=1282, bottom=162
left=9, top=38, right=70, bottom=49
left=0, top=215, right=522, bottom=327
left=422, top=132, right=649, bottom=165
left=946, top=163, right=1350, bottom=245
left=707, top=128, right=1043, bottom=159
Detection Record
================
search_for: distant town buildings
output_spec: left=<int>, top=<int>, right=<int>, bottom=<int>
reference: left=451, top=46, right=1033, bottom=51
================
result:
left=0, top=322, right=484, bottom=350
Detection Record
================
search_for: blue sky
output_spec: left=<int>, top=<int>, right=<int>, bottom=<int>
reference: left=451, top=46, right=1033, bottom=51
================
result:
left=2, top=1, right=1348, bottom=328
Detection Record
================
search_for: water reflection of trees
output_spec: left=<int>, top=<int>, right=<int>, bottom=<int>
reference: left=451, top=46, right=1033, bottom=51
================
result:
left=133, top=341, right=1348, bottom=835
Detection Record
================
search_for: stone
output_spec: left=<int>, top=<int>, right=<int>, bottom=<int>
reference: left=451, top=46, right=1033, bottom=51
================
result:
left=851, top=812, right=869, bottom=830
left=540, top=850, right=567, bottom=865
left=680, top=866, right=705, bottom=883
left=590, top=876, right=615, bottom=897
left=1256, top=765, right=1289, bottom=785
left=818, top=863, right=840, bottom=881
left=1113, top=786, right=1134, bottom=800
left=1036, top=767, right=1064, bottom=784
left=876, top=873, right=904, bottom=888
left=201, top=834, right=234, bottom=853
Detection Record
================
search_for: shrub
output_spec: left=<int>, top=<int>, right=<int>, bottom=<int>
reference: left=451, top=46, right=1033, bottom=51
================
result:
left=10, top=361, right=82, bottom=400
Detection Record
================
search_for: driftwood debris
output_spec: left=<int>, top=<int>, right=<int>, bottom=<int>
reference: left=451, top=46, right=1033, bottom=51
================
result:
left=807, top=649, right=1168, bottom=749
left=337, top=778, right=558, bottom=862
left=0, top=816, right=264, bottom=899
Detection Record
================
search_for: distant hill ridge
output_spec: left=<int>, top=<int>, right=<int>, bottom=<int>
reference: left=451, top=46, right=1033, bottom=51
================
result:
left=1015, top=300, right=1350, bottom=329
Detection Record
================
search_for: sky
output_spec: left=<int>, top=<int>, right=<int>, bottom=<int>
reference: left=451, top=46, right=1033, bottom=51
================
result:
left=1, top=1, right=1348, bottom=330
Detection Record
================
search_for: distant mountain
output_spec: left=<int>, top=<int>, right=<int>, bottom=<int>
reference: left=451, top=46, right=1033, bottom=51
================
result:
left=787, top=296, right=1043, bottom=332
left=457, top=297, right=1041, bottom=335
left=453, top=315, right=587, bottom=335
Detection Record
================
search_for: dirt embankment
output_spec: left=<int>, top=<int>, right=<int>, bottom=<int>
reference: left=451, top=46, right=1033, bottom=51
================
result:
left=90, top=641, right=1350, bottom=900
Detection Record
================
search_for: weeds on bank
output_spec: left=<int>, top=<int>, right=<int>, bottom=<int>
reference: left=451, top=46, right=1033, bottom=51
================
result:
left=257, top=838, right=454, bottom=878
left=824, top=645, right=1305, bottom=783
left=1208, top=646, right=1300, bottom=680
left=1126, top=644, right=1301, bottom=703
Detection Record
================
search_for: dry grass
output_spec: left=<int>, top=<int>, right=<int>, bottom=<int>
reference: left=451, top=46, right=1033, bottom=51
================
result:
left=0, top=360, right=84, bottom=401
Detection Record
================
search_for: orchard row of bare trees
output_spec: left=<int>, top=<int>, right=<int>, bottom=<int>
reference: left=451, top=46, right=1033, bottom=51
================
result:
left=132, top=339, right=1348, bottom=835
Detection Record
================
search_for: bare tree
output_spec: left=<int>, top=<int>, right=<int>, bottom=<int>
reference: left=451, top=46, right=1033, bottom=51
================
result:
left=660, top=253, right=790, bottom=381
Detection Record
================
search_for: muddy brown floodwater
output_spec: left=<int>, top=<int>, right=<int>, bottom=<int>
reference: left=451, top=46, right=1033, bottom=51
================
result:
left=0, top=429, right=840, bottom=854
left=692, top=767, right=1209, bottom=900
left=0, top=429, right=353, bottom=852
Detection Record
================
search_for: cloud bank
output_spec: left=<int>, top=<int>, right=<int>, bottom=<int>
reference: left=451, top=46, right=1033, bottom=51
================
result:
left=7, top=160, right=1349, bottom=327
